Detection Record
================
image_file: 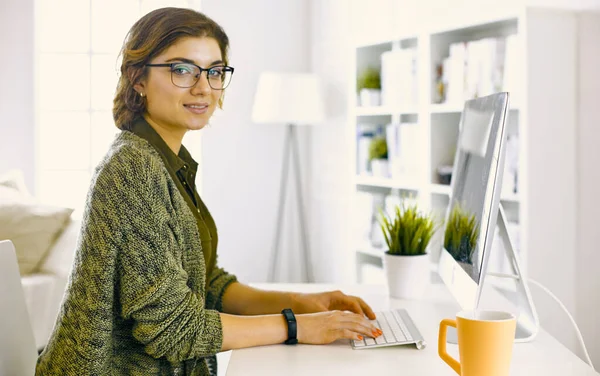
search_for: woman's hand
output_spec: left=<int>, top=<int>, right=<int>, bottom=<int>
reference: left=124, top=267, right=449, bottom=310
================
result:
left=292, top=290, right=377, bottom=320
left=296, top=310, right=382, bottom=344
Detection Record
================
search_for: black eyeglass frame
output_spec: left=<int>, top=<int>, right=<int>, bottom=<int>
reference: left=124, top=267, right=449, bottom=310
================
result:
left=145, top=62, right=235, bottom=90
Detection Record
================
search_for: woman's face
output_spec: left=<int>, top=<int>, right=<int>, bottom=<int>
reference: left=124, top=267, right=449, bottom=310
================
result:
left=136, top=36, right=224, bottom=137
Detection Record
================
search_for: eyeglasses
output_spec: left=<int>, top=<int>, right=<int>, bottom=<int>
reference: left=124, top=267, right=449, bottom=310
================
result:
left=145, top=62, right=234, bottom=90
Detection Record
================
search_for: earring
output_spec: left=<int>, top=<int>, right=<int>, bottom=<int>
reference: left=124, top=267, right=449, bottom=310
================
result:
left=139, top=92, right=145, bottom=98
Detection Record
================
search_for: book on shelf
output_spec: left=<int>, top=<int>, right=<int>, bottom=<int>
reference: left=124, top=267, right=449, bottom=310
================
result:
left=356, top=127, right=375, bottom=175
left=386, top=122, right=420, bottom=180
left=443, top=41, right=466, bottom=104
left=380, top=48, right=418, bottom=107
left=464, top=37, right=506, bottom=100
left=440, top=36, right=515, bottom=104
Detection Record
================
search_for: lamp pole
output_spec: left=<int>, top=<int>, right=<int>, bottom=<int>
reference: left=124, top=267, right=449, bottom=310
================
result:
left=267, top=123, right=313, bottom=283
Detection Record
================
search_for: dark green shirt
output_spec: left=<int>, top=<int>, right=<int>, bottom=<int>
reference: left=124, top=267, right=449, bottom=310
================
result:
left=130, top=117, right=217, bottom=285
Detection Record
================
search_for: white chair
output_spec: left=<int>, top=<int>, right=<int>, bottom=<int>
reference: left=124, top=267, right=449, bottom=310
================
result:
left=0, top=240, right=38, bottom=375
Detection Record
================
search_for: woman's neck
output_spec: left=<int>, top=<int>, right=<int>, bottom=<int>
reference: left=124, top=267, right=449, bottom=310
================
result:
left=143, top=113, right=185, bottom=155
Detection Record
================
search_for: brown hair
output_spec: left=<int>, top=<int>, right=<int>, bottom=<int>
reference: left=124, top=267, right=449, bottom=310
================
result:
left=113, top=7, right=230, bottom=130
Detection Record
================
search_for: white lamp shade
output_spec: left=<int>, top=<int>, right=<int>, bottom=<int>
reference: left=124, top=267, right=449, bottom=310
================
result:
left=252, top=72, right=325, bottom=125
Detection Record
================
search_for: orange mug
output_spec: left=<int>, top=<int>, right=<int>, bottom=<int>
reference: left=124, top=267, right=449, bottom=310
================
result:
left=438, top=310, right=517, bottom=376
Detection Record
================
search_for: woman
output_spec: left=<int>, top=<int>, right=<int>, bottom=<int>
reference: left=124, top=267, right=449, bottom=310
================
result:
left=36, top=7, right=382, bottom=375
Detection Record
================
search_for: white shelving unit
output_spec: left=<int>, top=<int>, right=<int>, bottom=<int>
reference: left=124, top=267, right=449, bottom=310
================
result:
left=351, top=7, right=577, bottom=285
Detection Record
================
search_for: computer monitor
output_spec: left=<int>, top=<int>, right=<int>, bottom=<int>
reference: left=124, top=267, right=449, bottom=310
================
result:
left=437, top=92, right=539, bottom=342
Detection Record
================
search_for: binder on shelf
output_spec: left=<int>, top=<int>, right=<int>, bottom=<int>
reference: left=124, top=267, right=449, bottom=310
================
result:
left=441, top=36, right=509, bottom=104
left=356, top=128, right=375, bottom=175
left=385, top=123, right=401, bottom=178
left=385, top=122, right=420, bottom=181
left=381, top=48, right=418, bottom=107
left=444, top=42, right=466, bottom=104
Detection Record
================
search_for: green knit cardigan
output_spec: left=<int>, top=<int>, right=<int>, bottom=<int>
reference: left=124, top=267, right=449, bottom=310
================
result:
left=36, top=131, right=237, bottom=375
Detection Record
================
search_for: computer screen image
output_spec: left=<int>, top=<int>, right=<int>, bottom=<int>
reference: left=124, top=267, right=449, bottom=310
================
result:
left=437, top=92, right=539, bottom=342
left=444, top=200, right=482, bottom=282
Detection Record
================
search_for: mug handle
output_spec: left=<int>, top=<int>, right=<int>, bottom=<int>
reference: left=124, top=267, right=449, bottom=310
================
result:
left=438, top=319, right=461, bottom=375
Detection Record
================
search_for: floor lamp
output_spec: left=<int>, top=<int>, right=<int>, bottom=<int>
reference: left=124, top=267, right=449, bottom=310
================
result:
left=252, top=72, right=325, bottom=283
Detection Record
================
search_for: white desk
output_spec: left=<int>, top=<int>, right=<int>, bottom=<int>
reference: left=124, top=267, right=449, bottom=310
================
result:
left=225, top=279, right=598, bottom=376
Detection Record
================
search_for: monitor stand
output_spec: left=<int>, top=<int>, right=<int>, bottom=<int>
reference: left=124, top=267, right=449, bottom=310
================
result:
left=446, top=204, right=539, bottom=344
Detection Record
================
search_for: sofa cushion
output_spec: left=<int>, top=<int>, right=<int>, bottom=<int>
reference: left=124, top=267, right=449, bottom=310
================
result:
left=38, top=217, right=81, bottom=277
left=20, top=274, right=58, bottom=350
left=0, top=171, right=74, bottom=275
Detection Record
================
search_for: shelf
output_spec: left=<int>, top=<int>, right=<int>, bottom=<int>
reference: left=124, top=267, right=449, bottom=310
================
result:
left=355, top=175, right=421, bottom=191
left=355, top=106, right=418, bottom=116
left=357, top=245, right=386, bottom=259
left=500, top=193, right=520, bottom=203
left=429, top=103, right=465, bottom=114
left=355, top=106, right=394, bottom=116
left=430, top=183, right=520, bottom=203
left=430, top=183, right=451, bottom=195
left=430, top=102, right=520, bottom=114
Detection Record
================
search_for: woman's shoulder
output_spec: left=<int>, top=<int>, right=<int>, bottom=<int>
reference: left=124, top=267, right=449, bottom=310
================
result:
left=109, top=130, right=161, bottom=160
left=93, top=131, right=167, bottom=185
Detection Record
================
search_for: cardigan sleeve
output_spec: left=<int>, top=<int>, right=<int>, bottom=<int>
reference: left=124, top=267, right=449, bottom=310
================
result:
left=97, top=147, right=224, bottom=363
left=205, top=257, right=238, bottom=312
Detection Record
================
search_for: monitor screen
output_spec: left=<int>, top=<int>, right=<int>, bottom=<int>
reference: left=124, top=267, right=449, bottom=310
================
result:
left=443, top=94, right=508, bottom=285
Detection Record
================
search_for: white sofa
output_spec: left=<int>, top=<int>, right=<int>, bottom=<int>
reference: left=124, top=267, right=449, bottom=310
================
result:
left=20, top=216, right=80, bottom=351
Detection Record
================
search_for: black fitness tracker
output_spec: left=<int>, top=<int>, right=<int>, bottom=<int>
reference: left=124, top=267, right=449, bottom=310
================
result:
left=281, top=308, right=298, bottom=345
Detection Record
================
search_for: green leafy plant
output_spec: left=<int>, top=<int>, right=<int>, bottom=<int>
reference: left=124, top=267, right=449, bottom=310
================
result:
left=368, top=137, right=388, bottom=161
left=444, top=201, right=480, bottom=264
left=357, top=66, right=381, bottom=91
left=378, top=202, right=435, bottom=256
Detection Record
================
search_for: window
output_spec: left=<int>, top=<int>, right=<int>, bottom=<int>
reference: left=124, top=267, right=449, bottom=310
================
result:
left=35, top=0, right=199, bottom=213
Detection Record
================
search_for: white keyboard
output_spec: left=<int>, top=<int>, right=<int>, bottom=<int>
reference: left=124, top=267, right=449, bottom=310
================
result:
left=351, top=308, right=426, bottom=350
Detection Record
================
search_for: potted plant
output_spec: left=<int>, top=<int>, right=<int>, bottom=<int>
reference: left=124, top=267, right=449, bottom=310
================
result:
left=443, top=202, right=480, bottom=278
left=368, top=136, right=388, bottom=177
left=378, top=202, right=435, bottom=299
left=357, top=66, right=381, bottom=106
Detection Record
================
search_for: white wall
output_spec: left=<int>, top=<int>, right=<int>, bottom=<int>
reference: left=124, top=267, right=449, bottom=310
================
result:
left=0, top=0, right=35, bottom=191
left=307, top=0, right=356, bottom=284
left=198, top=0, right=311, bottom=283
left=577, top=12, right=600, bottom=369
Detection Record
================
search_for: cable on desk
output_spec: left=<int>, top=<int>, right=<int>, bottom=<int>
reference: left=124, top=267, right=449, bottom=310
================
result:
left=487, top=272, right=595, bottom=372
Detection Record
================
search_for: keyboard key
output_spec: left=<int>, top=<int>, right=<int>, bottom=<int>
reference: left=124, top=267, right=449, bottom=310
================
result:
left=378, top=314, right=395, bottom=343
left=385, top=312, right=407, bottom=342
left=374, top=334, right=386, bottom=345
left=392, top=310, right=413, bottom=341
left=382, top=312, right=398, bottom=342
left=353, top=309, right=423, bottom=349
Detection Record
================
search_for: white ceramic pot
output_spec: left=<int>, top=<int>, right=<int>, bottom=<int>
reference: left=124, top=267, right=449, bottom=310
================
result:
left=383, top=252, right=430, bottom=299
left=359, top=89, right=381, bottom=107
left=370, top=159, right=389, bottom=178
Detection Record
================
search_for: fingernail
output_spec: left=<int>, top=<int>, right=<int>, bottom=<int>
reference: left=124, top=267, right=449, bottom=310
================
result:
left=358, top=335, right=363, bottom=340
left=377, top=329, right=383, bottom=335
left=372, top=331, right=378, bottom=337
